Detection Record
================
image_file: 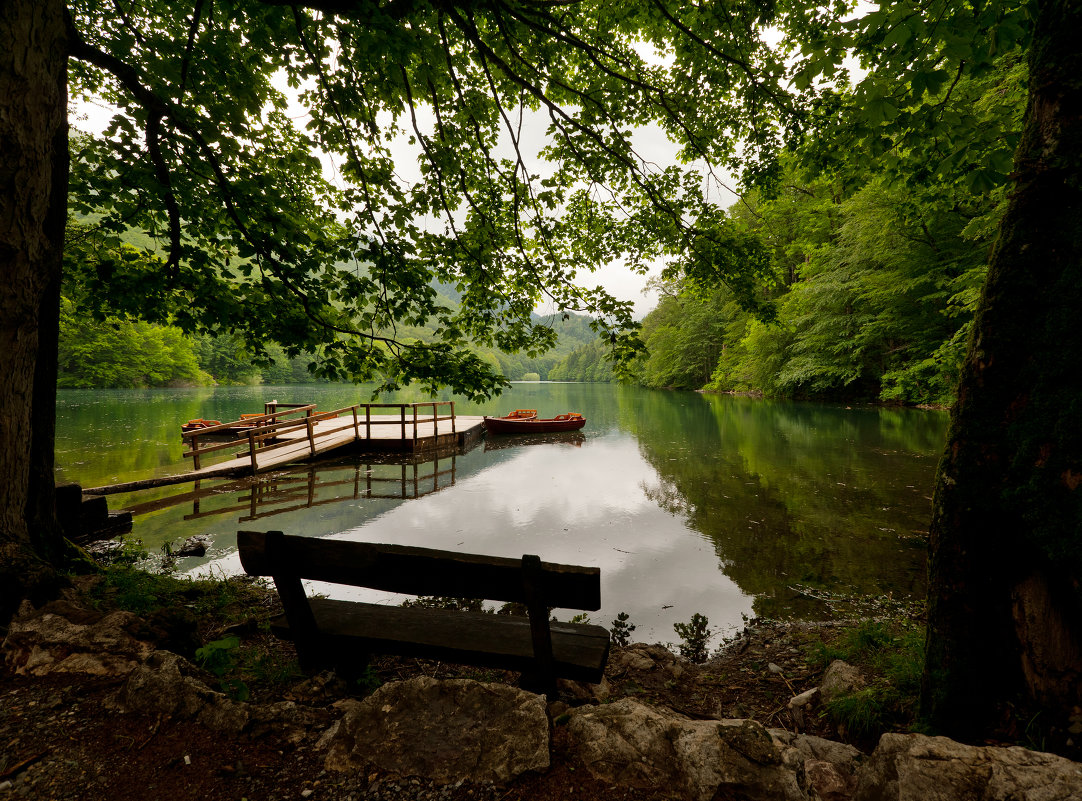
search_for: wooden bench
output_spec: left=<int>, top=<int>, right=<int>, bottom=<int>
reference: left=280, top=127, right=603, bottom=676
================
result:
left=237, top=530, right=610, bottom=695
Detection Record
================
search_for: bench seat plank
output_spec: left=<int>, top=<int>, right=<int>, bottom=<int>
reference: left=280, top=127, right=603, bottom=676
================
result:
left=271, top=599, right=610, bottom=683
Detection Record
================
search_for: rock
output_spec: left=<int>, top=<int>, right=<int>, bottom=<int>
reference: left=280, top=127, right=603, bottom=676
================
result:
left=2, top=599, right=155, bottom=676
left=175, top=535, right=210, bottom=557
left=789, top=688, right=820, bottom=709
left=770, top=731, right=862, bottom=800
left=324, top=677, right=549, bottom=785
left=557, top=675, right=610, bottom=704
left=142, top=607, right=201, bottom=660
left=768, top=662, right=785, bottom=675
left=806, top=759, right=854, bottom=801
left=287, top=669, right=348, bottom=703
left=547, top=700, right=571, bottom=720
left=84, top=539, right=124, bottom=560
left=609, top=645, right=659, bottom=672
left=247, top=700, right=324, bottom=745
left=315, top=719, right=344, bottom=751
left=564, top=698, right=804, bottom=801
left=769, top=730, right=863, bottom=770
left=608, top=644, right=686, bottom=680
left=853, top=733, right=1082, bottom=801
left=820, top=660, right=866, bottom=703
left=110, top=650, right=249, bottom=734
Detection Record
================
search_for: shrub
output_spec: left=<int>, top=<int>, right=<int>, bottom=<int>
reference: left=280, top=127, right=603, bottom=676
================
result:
left=610, top=612, right=636, bottom=647
left=674, top=613, right=711, bottom=663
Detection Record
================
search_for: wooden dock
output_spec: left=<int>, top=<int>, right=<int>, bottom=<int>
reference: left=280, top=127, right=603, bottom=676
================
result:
left=87, top=401, right=486, bottom=495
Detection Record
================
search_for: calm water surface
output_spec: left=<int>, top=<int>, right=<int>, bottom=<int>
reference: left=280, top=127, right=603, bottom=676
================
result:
left=55, top=384, right=947, bottom=642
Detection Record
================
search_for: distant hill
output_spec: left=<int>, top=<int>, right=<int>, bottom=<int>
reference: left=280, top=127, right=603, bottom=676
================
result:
left=61, top=219, right=607, bottom=385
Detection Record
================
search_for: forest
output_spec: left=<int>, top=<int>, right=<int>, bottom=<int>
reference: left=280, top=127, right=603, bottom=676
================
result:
left=63, top=42, right=1025, bottom=405
left=58, top=281, right=599, bottom=388
left=59, top=216, right=601, bottom=388
left=551, top=55, right=1025, bottom=405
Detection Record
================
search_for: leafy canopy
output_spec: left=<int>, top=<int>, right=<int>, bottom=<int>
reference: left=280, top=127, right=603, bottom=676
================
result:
left=66, top=0, right=794, bottom=399
left=65, top=0, right=1033, bottom=398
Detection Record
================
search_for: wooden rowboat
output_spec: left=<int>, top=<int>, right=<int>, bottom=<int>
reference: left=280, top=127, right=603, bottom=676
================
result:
left=484, top=412, right=586, bottom=435
left=180, top=418, right=223, bottom=434
left=180, top=415, right=263, bottom=439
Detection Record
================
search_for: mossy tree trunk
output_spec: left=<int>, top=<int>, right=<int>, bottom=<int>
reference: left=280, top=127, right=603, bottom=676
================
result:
left=921, top=0, right=1082, bottom=739
left=0, top=0, right=69, bottom=622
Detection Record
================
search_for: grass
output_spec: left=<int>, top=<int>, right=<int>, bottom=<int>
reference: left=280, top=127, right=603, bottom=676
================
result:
left=86, top=560, right=272, bottom=620
left=77, top=559, right=306, bottom=701
left=807, top=619, right=925, bottom=744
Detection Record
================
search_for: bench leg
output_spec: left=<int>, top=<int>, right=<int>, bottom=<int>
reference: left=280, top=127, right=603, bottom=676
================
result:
left=518, top=671, right=558, bottom=701
left=332, top=645, right=373, bottom=686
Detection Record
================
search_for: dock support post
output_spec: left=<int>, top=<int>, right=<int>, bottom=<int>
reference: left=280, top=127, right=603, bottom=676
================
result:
left=306, top=416, right=316, bottom=456
left=412, top=405, right=418, bottom=446
left=191, top=435, right=201, bottom=470
left=400, top=406, right=406, bottom=441
left=451, top=401, right=456, bottom=435
left=248, top=431, right=258, bottom=473
left=352, top=406, right=359, bottom=441
left=365, top=405, right=371, bottom=441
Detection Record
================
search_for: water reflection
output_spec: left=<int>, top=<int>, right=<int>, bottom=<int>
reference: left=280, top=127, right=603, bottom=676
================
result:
left=195, top=431, right=755, bottom=643
left=483, top=431, right=585, bottom=451
left=57, top=384, right=948, bottom=642
left=627, top=395, right=939, bottom=620
left=125, top=450, right=461, bottom=526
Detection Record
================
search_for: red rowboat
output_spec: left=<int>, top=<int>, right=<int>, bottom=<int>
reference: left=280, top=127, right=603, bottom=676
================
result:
left=180, top=418, right=223, bottom=434
left=484, top=412, right=586, bottom=434
left=180, top=413, right=264, bottom=438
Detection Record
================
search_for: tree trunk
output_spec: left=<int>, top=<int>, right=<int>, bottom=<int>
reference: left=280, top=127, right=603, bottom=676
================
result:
left=920, top=0, right=1082, bottom=739
left=0, top=0, right=69, bottom=623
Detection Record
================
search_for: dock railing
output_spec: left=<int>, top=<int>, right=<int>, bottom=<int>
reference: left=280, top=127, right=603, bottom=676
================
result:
left=182, top=401, right=458, bottom=473
left=360, top=401, right=456, bottom=443
left=182, top=404, right=317, bottom=470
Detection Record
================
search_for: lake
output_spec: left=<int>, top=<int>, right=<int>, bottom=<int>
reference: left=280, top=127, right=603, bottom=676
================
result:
left=55, top=383, right=947, bottom=644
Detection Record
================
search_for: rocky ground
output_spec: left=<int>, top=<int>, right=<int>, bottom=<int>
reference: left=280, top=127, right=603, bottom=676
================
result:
left=2, top=573, right=1080, bottom=800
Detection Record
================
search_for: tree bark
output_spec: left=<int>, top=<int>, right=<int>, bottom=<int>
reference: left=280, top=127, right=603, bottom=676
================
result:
left=921, top=0, right=1082, bottom=739
left=0, top=0, right=69, bottom=622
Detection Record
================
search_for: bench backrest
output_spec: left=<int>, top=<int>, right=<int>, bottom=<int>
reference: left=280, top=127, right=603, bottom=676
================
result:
left=237, top=530, right=601, bottom=611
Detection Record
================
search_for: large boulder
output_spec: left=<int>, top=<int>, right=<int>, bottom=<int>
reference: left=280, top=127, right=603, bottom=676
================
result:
left=820, top=660, right=866, bottom=704
left=110, top=650, right=249, bottom=734
left=608, top=643, right=686, bottom=679
left=854, top=733, right=1082, bottom=801
left=564, top=698, right=805, bottom=801
left=2, top=598, right=155, bottom=676
left=324, top=677, right=549, bottom=785
left=771, top=730, right=863, bottom=801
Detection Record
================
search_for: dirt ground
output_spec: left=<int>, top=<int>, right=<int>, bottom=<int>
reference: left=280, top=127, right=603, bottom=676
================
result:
left=0, top=572, right=899, bottom=801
